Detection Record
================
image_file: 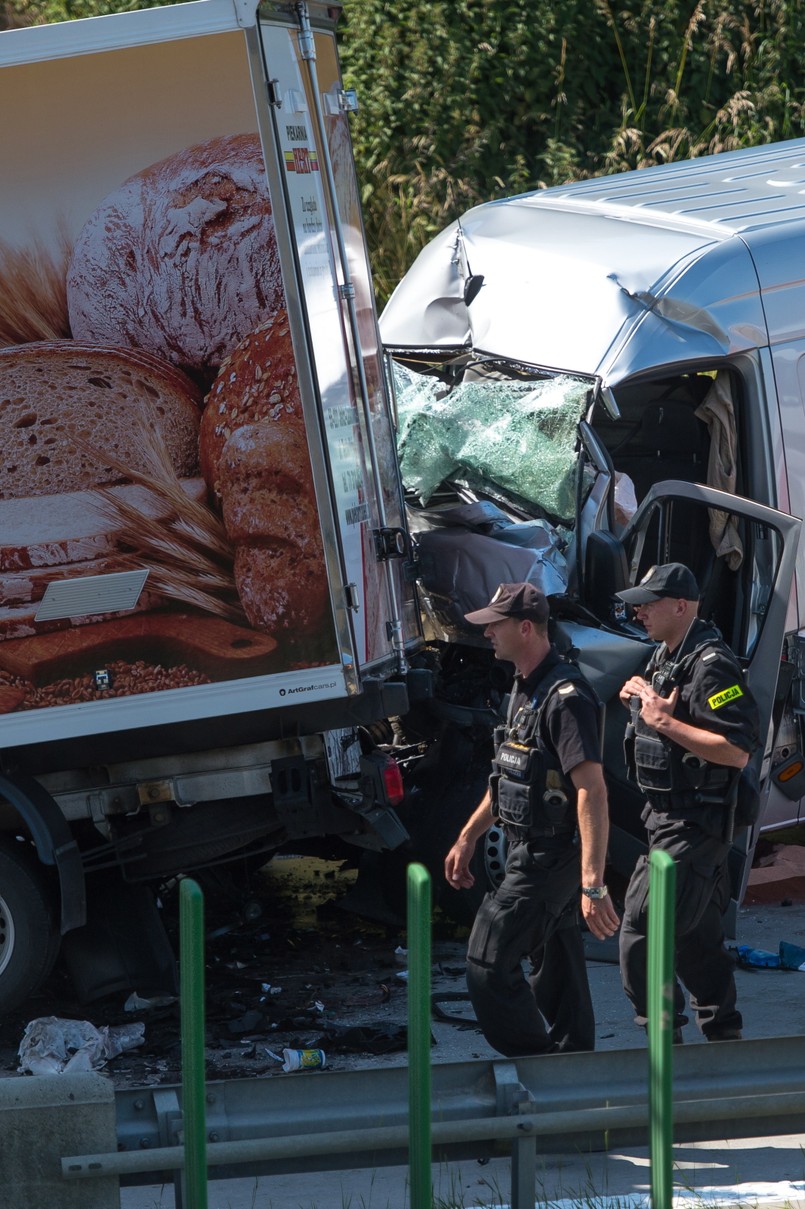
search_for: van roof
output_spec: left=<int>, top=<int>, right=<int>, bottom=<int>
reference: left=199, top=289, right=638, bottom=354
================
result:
left=529, top=137, right=805, bottom=234
left=381, top=139, right=805, bottom=385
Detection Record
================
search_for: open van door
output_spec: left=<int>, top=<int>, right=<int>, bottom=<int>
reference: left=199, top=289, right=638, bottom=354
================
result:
left=611, top=480, right=801, bottom=926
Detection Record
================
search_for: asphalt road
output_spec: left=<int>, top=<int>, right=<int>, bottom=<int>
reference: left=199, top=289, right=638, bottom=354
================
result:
left=115, top=883, right=805, bottom=1209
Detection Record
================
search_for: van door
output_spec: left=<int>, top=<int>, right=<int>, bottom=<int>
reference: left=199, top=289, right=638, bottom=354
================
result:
left=616, top=479, right=801, bottom=915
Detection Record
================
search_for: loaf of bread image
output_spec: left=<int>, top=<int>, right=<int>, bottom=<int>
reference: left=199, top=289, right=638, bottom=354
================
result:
left=199, top=309, right=302, bottom=498
left=201, top=320, right=329, bottom=639
left=220, top=424, right=327, bottom=637
left=66, top=133, right=284, bottom=384
left=0, top=341, right=202, bottom=499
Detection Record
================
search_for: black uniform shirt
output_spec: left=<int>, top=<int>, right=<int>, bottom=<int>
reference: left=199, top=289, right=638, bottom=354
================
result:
left=512, top=650, right=602, bottom=779
left=651, top=618, right=759, bottom=756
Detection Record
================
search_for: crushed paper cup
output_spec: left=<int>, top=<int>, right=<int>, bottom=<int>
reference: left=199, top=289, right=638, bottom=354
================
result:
left=281, top=1047, right=326, bottom=1072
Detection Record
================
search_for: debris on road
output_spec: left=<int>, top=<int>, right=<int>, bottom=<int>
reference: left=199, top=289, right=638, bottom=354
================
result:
left=18, top=1016, right=144, bottom=1075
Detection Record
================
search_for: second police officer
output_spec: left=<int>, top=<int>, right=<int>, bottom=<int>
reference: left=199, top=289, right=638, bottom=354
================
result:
left=616, top=562, right=760, bottom=1043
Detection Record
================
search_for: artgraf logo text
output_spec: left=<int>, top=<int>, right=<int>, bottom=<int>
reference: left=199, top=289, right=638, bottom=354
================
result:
left=279, top=682, right=338, bottom=697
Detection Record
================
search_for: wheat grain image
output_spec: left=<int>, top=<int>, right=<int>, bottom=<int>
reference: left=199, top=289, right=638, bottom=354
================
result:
left=0, top=229, right=72, bottom=345
left=76, top=417, right=248, bottom=624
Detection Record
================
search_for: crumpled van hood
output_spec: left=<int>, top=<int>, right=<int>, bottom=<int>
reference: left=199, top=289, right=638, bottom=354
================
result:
left=378, top=142, right=803, bottom=384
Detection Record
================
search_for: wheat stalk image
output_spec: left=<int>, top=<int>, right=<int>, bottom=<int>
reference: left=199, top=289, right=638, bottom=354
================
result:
left=0, top=229, right=72, bottom=346
left=76, top=417, right=248, bottom=624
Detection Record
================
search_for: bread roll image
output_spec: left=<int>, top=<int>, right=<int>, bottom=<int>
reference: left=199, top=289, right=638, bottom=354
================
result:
left=0, top=341, right=202, bottom=499
left=202, top=316, right=330, bottom=640
left=233, top=541, right=329, bottom=638
left=219, top=423, right=319, bottom=546
left=66, top=134, right=284, bottom=383
left=219, top=423, right=328, bottom=640
left=200, top=309, right=302, bottom=499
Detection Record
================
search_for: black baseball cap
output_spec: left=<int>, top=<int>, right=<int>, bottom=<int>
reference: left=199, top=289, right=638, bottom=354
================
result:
left=616, top=562, right=700, bottom=605
left=464, top=582, right=550, bottom=626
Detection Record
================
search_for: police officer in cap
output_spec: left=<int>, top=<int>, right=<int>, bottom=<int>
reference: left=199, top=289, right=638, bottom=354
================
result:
left=617, top=562, right=760, bottom=1042
left=445, top=582, right=620, bottom=1057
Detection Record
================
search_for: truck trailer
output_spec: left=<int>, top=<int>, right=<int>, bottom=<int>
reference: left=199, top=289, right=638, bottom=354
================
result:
left=0, top=0, right=421, bottom=1012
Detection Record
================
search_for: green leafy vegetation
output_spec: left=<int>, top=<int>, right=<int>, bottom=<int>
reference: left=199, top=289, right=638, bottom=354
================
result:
left=339, top=0, right=805, bottom=302
left=5, top=0, right=805, bottom=304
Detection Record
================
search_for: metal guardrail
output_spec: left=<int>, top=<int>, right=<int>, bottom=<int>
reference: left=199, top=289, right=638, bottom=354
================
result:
left=61, top=1035, right=805, bottom=1209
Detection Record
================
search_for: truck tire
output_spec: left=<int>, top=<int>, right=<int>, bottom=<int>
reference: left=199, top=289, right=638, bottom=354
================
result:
left=0, top=840, right=60, bottom=1013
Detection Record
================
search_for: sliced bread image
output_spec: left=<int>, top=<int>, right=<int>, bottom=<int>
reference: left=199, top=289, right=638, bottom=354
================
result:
left=0, top=340, right=202, bottom=500
left=0, top=556, right=127, bottom=606
left=0, top=479, right=206, bottom=571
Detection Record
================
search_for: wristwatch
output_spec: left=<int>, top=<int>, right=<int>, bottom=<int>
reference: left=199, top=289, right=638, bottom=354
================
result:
left=581, top=885, right=609, bottom=900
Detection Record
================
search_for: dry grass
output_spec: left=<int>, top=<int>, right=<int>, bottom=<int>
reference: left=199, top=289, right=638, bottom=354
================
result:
left=0, top=228, right=72, bottom=345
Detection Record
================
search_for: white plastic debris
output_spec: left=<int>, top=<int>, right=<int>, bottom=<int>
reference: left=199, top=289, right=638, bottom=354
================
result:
left=123, top=991, right=176, bottom=1012
left=18, top=1016, right=145, bottom=1075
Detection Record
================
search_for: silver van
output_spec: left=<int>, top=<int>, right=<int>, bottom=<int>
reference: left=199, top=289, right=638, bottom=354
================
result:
left=380, top=138, right=805, bottom=921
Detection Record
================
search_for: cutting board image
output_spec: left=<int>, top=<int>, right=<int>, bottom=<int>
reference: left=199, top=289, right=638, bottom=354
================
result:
left=0, top=612, right=278, bottom=686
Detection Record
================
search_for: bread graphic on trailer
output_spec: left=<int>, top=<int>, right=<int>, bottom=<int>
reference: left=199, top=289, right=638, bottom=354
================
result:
left=0, top=340, right=205, bottom=644
left=66, top=133, right=284, bottom=384
left=200, top=309, right=302, bottom=497
left=0, top=340, right=202, bottom=498
left=201, top=315, right=329, bottom=639
left=1, top=128, right=327, bottom=697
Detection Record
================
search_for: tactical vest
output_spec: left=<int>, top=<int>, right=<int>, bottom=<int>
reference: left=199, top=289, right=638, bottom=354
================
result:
left=490, top=655, right=594, bottom=841
left=625, top=623, right=739, bottom=812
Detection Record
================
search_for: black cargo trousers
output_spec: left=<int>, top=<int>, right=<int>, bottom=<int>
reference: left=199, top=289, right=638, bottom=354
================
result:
left=465, top=836, right=595, bottom=1056
left=619, top=814, right=742, bottom=1039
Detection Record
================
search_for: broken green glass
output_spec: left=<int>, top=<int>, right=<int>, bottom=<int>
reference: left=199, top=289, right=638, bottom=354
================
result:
left=393, top=362, right=589, bottom=522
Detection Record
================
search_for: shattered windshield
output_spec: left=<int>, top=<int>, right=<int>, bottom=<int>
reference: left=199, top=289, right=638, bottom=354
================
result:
left=392, top=361, right=591, bottom=523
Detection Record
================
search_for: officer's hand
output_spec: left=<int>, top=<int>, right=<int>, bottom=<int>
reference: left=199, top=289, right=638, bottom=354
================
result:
left=445, top=840, right=475, bottom=890
left=581, top=893, right=620, bottom=940
left=637, top=684, right=679, bottom=729
left=619, top=675, right=648, bottom=708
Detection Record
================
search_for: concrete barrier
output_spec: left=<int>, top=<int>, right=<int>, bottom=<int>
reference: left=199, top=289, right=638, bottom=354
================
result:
left=0, top=1072, right=118, bottom=1209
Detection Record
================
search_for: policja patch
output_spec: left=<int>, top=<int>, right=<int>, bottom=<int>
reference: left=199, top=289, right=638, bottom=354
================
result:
left=707, top=684, right=743, bottom=710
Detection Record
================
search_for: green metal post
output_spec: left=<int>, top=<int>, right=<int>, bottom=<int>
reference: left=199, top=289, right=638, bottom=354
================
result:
left=180, top=877, right=208, bottom=1209
left=647, top=848, right=676, bottom=1209
left=407, top=862, right=432, bottom=1209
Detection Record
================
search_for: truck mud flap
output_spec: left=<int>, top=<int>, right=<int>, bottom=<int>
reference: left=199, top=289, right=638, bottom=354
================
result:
left=0, top=770, right=85, bottom=934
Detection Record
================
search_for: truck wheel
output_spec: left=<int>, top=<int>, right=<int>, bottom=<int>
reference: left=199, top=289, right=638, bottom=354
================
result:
left=440, top=823, right=508, bottom=927
left=0, top=841, right=60, bottom=1013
